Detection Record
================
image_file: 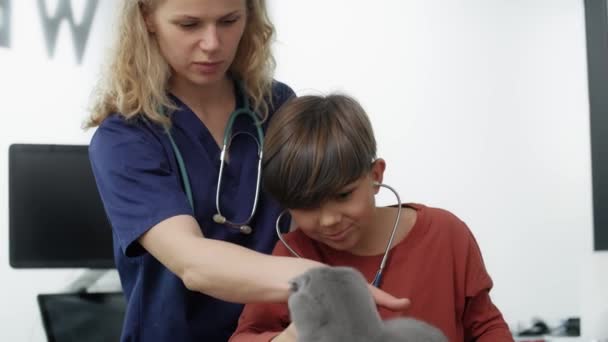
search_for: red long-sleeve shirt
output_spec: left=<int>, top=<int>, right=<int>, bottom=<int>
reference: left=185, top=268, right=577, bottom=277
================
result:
left=230, top=204, right=514, bottom=342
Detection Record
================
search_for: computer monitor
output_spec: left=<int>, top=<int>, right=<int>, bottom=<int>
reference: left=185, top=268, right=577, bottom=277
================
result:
left=9, top=144, right=115, bottom=268
left=37, top=292, right=126, bottom=342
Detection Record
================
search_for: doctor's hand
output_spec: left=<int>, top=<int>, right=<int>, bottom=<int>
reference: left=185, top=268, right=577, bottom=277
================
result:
left=369, top=285, right=411, bottom=312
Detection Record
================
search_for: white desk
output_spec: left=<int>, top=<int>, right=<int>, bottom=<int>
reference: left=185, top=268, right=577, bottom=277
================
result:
left=514, top=336, right=583, bottom=342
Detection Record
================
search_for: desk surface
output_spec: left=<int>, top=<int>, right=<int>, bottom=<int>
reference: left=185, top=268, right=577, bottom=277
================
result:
left=514, top=336, right=582, bottom=342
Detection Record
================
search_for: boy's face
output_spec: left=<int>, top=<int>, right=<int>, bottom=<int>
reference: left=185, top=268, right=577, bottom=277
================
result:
left=288, top=161, right=385, bottom=254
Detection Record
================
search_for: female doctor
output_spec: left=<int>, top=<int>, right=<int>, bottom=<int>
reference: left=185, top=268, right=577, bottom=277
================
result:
left=85, top=1, right=408, bottom=341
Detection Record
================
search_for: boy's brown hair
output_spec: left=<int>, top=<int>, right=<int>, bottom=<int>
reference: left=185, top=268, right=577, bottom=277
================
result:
left=263, top=94, right=377, bottom=208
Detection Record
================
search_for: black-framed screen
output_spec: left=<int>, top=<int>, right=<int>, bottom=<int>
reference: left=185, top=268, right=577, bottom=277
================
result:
left=37, top=292, right=126, bottom=342
left=9, top=144, right=115, bottom=268
left=585, top=0, right=608, bottom=251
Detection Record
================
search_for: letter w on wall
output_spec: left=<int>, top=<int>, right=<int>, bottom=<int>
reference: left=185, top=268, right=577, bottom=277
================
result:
left=0, top=0, right=10, bottom=48
left=37, top=0, right=98, bottom=64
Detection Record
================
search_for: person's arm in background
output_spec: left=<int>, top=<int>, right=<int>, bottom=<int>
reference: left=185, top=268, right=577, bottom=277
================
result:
left=140, top=215, right=411, bottom=307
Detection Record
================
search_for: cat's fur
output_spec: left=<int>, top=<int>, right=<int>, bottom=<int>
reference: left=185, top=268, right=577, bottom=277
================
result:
left=287, top=267, right=448, bottom=342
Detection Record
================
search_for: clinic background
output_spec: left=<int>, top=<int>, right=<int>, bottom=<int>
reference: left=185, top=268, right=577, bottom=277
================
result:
left=0, top=0, right=606, bottom=340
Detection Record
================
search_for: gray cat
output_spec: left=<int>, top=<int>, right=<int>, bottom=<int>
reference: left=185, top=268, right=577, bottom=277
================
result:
left=287, top=267, right=448, bottom=342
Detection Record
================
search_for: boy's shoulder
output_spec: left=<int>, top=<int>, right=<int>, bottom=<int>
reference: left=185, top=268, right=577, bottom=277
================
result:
left=408, top=203, right=472, bottom=240
left=409, top=203, right=465, bottom=225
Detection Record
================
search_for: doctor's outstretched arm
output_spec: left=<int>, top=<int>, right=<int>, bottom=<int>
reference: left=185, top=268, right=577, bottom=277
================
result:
left=139, top=214, right=410, bottom=309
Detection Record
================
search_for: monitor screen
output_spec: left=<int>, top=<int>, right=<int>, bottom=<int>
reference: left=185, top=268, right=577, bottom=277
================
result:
left=37, top=292, right=126, bottom=342
left=9, top=144, right=115, bottom=268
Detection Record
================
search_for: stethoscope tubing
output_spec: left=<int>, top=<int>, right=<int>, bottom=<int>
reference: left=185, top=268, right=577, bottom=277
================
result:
left=166, top=80, right=264, bottom=235
left=275, top=182, right=402, bottom=288
left=371, top=182, right=401, bottom=287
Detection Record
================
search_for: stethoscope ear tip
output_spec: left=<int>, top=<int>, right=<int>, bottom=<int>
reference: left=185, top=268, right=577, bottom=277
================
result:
left=240, top=226, right=253, bottom=235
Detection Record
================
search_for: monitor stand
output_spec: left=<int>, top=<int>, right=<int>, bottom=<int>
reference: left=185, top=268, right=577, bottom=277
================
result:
left=64, top=269, right=112, bottom=293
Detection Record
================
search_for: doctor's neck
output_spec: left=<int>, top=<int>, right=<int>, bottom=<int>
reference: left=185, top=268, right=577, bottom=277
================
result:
left=169, top=75, right=234, bottom=110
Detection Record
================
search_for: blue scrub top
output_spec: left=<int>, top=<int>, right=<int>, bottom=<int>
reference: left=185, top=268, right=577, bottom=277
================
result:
left=89, top=80, right=294, bottom=342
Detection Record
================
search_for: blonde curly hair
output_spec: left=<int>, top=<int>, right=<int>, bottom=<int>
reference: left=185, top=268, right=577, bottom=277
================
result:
left=86, top=0, right=276, bottom=128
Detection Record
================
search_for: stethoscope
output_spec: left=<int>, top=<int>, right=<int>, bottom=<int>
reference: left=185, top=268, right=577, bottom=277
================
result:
left=166, top=80, right=263, bottom=235
left=275, top=182, right=403, bottom=288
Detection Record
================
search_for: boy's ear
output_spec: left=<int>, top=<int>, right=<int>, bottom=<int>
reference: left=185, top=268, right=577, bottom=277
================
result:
left=371, top=159, right=386, bottom=192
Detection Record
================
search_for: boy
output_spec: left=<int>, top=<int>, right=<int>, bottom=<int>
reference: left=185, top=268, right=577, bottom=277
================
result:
left=230, top=94, right=513, bottom=341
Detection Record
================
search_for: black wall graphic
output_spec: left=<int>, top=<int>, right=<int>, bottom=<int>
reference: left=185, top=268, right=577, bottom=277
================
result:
left=585, top=0, right=608, bottom=251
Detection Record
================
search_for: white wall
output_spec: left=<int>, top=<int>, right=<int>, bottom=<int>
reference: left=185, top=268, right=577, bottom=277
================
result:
left=0, top=0, right=604, bottom=340
left=0, top=1, right=117, bottom=340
